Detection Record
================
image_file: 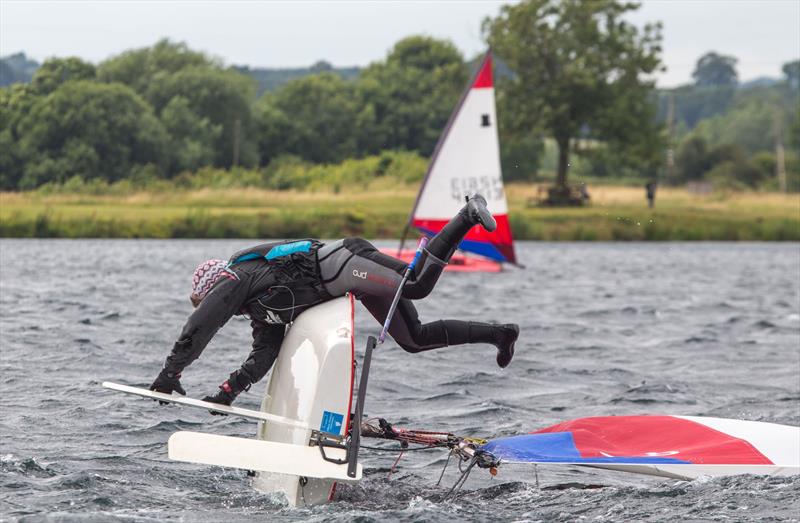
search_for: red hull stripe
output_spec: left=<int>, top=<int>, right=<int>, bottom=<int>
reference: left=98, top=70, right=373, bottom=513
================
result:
left=533, top=416, right=773, bottom=465
left=472, top=53, right=493, bottom=89
left=412, top=214, right=516, bottom=264
left=383, top=249, right=502, bottom=272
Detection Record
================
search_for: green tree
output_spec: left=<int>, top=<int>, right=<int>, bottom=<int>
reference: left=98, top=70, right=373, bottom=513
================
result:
left=98, top=39, right=213, bottom=96
left=160, top=96, right=222, bottom=173
left=495, top=84, right=544, bottom=181
left=790, top=110, right=800, bottom=151
left=783, top=60, right=800, bottom=88
left=674, top=135, right=766, bottom=187
left=31, top=57, right=96, bottom=95
left=692, top=52, right=738, bottom=87
left=146, top=66, right=258, bottom=168
left=693, top=95, right=780, bottom=155
left=484, top=0, right=663, bottom=201
left=257, top=72, right=359, bottom=164
left=659, top=85, right=736, bottom=129
left=704, top=143, right=764, bottom=188
left=675, top=135, right=711, bottom=181
left=0, top=52, right=40, bottom=87
left=356, top=36, right=468, bottom=156
left=0, top=84, right=38, bottom=188
left=16, top=80, right=167, bottom=188
left=99, top=40, right=256, bottom=170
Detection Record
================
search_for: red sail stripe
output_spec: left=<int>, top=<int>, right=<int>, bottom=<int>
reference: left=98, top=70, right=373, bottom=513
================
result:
left=472, top=53, right=493, bottom=89
left=412, top=214, right=516, bottom=264
left=533, top=416, right=773, bottom=465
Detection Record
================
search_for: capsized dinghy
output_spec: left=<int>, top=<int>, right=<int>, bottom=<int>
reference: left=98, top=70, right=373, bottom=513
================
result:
left=104, top=249, right=798, bottom=506
left=480, top=415, right=800, bottom=479
left=384, top=52, right=517, bottom=272
left=105, top=287, right=799, bottom=505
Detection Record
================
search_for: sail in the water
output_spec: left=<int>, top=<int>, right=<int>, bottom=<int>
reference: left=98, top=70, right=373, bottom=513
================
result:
left=481, top=415, right=800, bottom=479
left=406, top=51, right=516, bottom=265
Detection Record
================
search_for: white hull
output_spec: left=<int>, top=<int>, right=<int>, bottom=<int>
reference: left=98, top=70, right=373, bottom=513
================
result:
left=251, top=294, right=356, bottom=506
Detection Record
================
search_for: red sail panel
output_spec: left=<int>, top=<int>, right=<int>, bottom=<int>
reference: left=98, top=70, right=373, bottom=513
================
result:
left=472, top=53, right=493, bottom=89
left=533, top=416, right=773, bottom=465
left=412, top=214, right=516, bottom=264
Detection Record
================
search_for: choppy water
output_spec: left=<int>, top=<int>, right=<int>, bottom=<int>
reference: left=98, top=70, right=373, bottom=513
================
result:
left=1, top=240, right=799, bottom=522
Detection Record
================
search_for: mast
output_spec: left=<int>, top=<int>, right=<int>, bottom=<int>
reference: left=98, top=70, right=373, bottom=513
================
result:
left=397, top=52, right=496, bottom=254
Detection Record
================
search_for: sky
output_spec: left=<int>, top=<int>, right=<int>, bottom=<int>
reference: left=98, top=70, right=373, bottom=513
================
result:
left=1, top=0, right=798, bottom=87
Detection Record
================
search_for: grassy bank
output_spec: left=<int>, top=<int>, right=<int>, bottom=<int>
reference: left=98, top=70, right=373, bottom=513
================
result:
left=1, top=184, right=798, bottom=240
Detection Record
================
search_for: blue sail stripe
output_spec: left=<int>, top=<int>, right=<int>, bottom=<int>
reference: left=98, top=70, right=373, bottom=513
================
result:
left=481, top=433, right=691, bottom=465
left=416, top=227, right=508, bottom=262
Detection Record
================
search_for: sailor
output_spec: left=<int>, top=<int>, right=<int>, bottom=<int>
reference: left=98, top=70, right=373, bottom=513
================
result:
left=645, top=180, right=657, bottom=209
left=149, top=194, right=520, bottom=408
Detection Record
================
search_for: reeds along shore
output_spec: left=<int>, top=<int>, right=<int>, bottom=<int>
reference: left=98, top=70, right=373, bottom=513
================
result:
left=1, top=185, right=798, bottom=241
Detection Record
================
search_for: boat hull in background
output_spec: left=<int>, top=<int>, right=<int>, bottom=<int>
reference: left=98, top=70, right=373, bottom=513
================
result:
left=380, top=248, right=502, bottom=272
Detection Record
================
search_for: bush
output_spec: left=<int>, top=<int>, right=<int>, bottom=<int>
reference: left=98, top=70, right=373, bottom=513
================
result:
left=705, top=160, right=763, bottom=189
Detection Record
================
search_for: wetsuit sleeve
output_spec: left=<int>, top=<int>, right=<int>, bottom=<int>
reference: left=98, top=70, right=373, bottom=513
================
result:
left=234, top=320, right=285, bottom=385
left=162, top=276, right=249, bottom=375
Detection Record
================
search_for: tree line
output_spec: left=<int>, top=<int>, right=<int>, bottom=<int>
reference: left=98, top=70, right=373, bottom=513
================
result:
left=0, top=37, right=471, bottom=191
left=653, top=53, right=800, bottom=190
left=1, top=0, right=797, bottom=194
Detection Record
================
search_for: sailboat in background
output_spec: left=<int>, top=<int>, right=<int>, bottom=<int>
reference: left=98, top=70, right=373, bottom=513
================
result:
left=385, top=51, right=517, bottom=272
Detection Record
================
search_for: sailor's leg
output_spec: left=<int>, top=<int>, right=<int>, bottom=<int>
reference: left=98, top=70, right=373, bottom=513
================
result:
left=361, top=296, right=519, bottom=367
left=319, top=237, right=447, bottom=300
left=401, top=194, right=496, bottom=298
left=317, top=195, right=496, bottom=302
left=424, top=193, right=497, bottom=262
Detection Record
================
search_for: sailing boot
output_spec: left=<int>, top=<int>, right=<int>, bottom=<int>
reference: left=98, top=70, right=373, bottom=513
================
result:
left=427, top=193, right=497, bottom=262
left=465, top=194, right=496, bottom=232
left=443, top=320, right=519, bottom=368
left=492, top=323, right=519, bottom=368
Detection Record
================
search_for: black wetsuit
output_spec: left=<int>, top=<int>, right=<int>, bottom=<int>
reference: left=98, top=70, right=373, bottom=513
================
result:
left=160, top=206, right=508, bottom=392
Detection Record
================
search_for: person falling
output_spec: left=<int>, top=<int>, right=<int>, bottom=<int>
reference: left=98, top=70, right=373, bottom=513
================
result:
left=149, top=194, right=520, bottom=408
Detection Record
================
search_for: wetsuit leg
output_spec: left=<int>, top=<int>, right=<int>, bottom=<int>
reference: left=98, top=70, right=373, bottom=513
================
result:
left=317, top=197, right=492, bottom=301
left=318, top=237, right=447, bottom=301
left=425, top=208, right=479, bottom=262
left=360, top=296, right=507, bottom=354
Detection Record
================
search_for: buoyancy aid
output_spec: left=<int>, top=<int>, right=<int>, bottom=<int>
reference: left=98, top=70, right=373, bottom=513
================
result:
left=229, top=239, right=331, bottom=324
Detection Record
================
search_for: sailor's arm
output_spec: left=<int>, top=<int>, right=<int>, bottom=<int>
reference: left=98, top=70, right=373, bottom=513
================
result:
left=229, top=320, right=285, bottom=390
left=150, top=277, right=249, bottom=394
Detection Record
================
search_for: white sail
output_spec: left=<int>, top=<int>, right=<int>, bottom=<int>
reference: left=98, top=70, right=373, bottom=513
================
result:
left=409, top=52, right=516, bottom=264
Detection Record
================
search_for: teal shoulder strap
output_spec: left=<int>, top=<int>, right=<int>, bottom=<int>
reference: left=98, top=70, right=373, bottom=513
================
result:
left=230, top=240, right=314, bottom=265
left=265, top=240, right=313, bottom=260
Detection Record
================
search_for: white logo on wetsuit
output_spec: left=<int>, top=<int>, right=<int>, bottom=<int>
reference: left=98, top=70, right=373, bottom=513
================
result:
left=353, top=269, right=367, bottom=279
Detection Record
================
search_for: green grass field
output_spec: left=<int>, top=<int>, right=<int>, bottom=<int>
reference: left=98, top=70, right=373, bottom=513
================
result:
left=1, top=184, right=798, bottom=240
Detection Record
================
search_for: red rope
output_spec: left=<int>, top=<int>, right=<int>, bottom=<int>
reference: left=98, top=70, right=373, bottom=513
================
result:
left=388, top=448, right=405, bottom=478
left=390, top=428, right=453, bottom=447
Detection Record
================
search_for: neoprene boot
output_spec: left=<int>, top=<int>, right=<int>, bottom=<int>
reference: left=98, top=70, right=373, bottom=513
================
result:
left=465, top=194, right=496, bottom=232
left=442, top=320, right=519, bottom=368
left=492, top=324, right=519, bottom=368
left=427, top=194, right=497, bottom=261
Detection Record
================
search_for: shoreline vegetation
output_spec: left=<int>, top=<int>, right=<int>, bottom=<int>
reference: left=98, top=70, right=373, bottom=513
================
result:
left=2, top=183, right=798, bottom=241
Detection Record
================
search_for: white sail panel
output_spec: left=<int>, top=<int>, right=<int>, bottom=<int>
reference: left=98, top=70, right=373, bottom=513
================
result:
left=413, top=87, right=507, bottom=220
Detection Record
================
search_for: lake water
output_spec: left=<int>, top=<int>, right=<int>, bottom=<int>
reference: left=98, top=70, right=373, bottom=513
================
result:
left=1, top=240, right=799, bottom=522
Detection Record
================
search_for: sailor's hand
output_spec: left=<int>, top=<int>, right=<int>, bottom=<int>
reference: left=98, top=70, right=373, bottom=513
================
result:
left=149, top=371, right=186, bottom=404
left=201, top=380, right=237, bottom=415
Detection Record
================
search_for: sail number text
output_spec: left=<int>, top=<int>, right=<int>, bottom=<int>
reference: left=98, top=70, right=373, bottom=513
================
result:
left=450, top=176, right=504, bottom=202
